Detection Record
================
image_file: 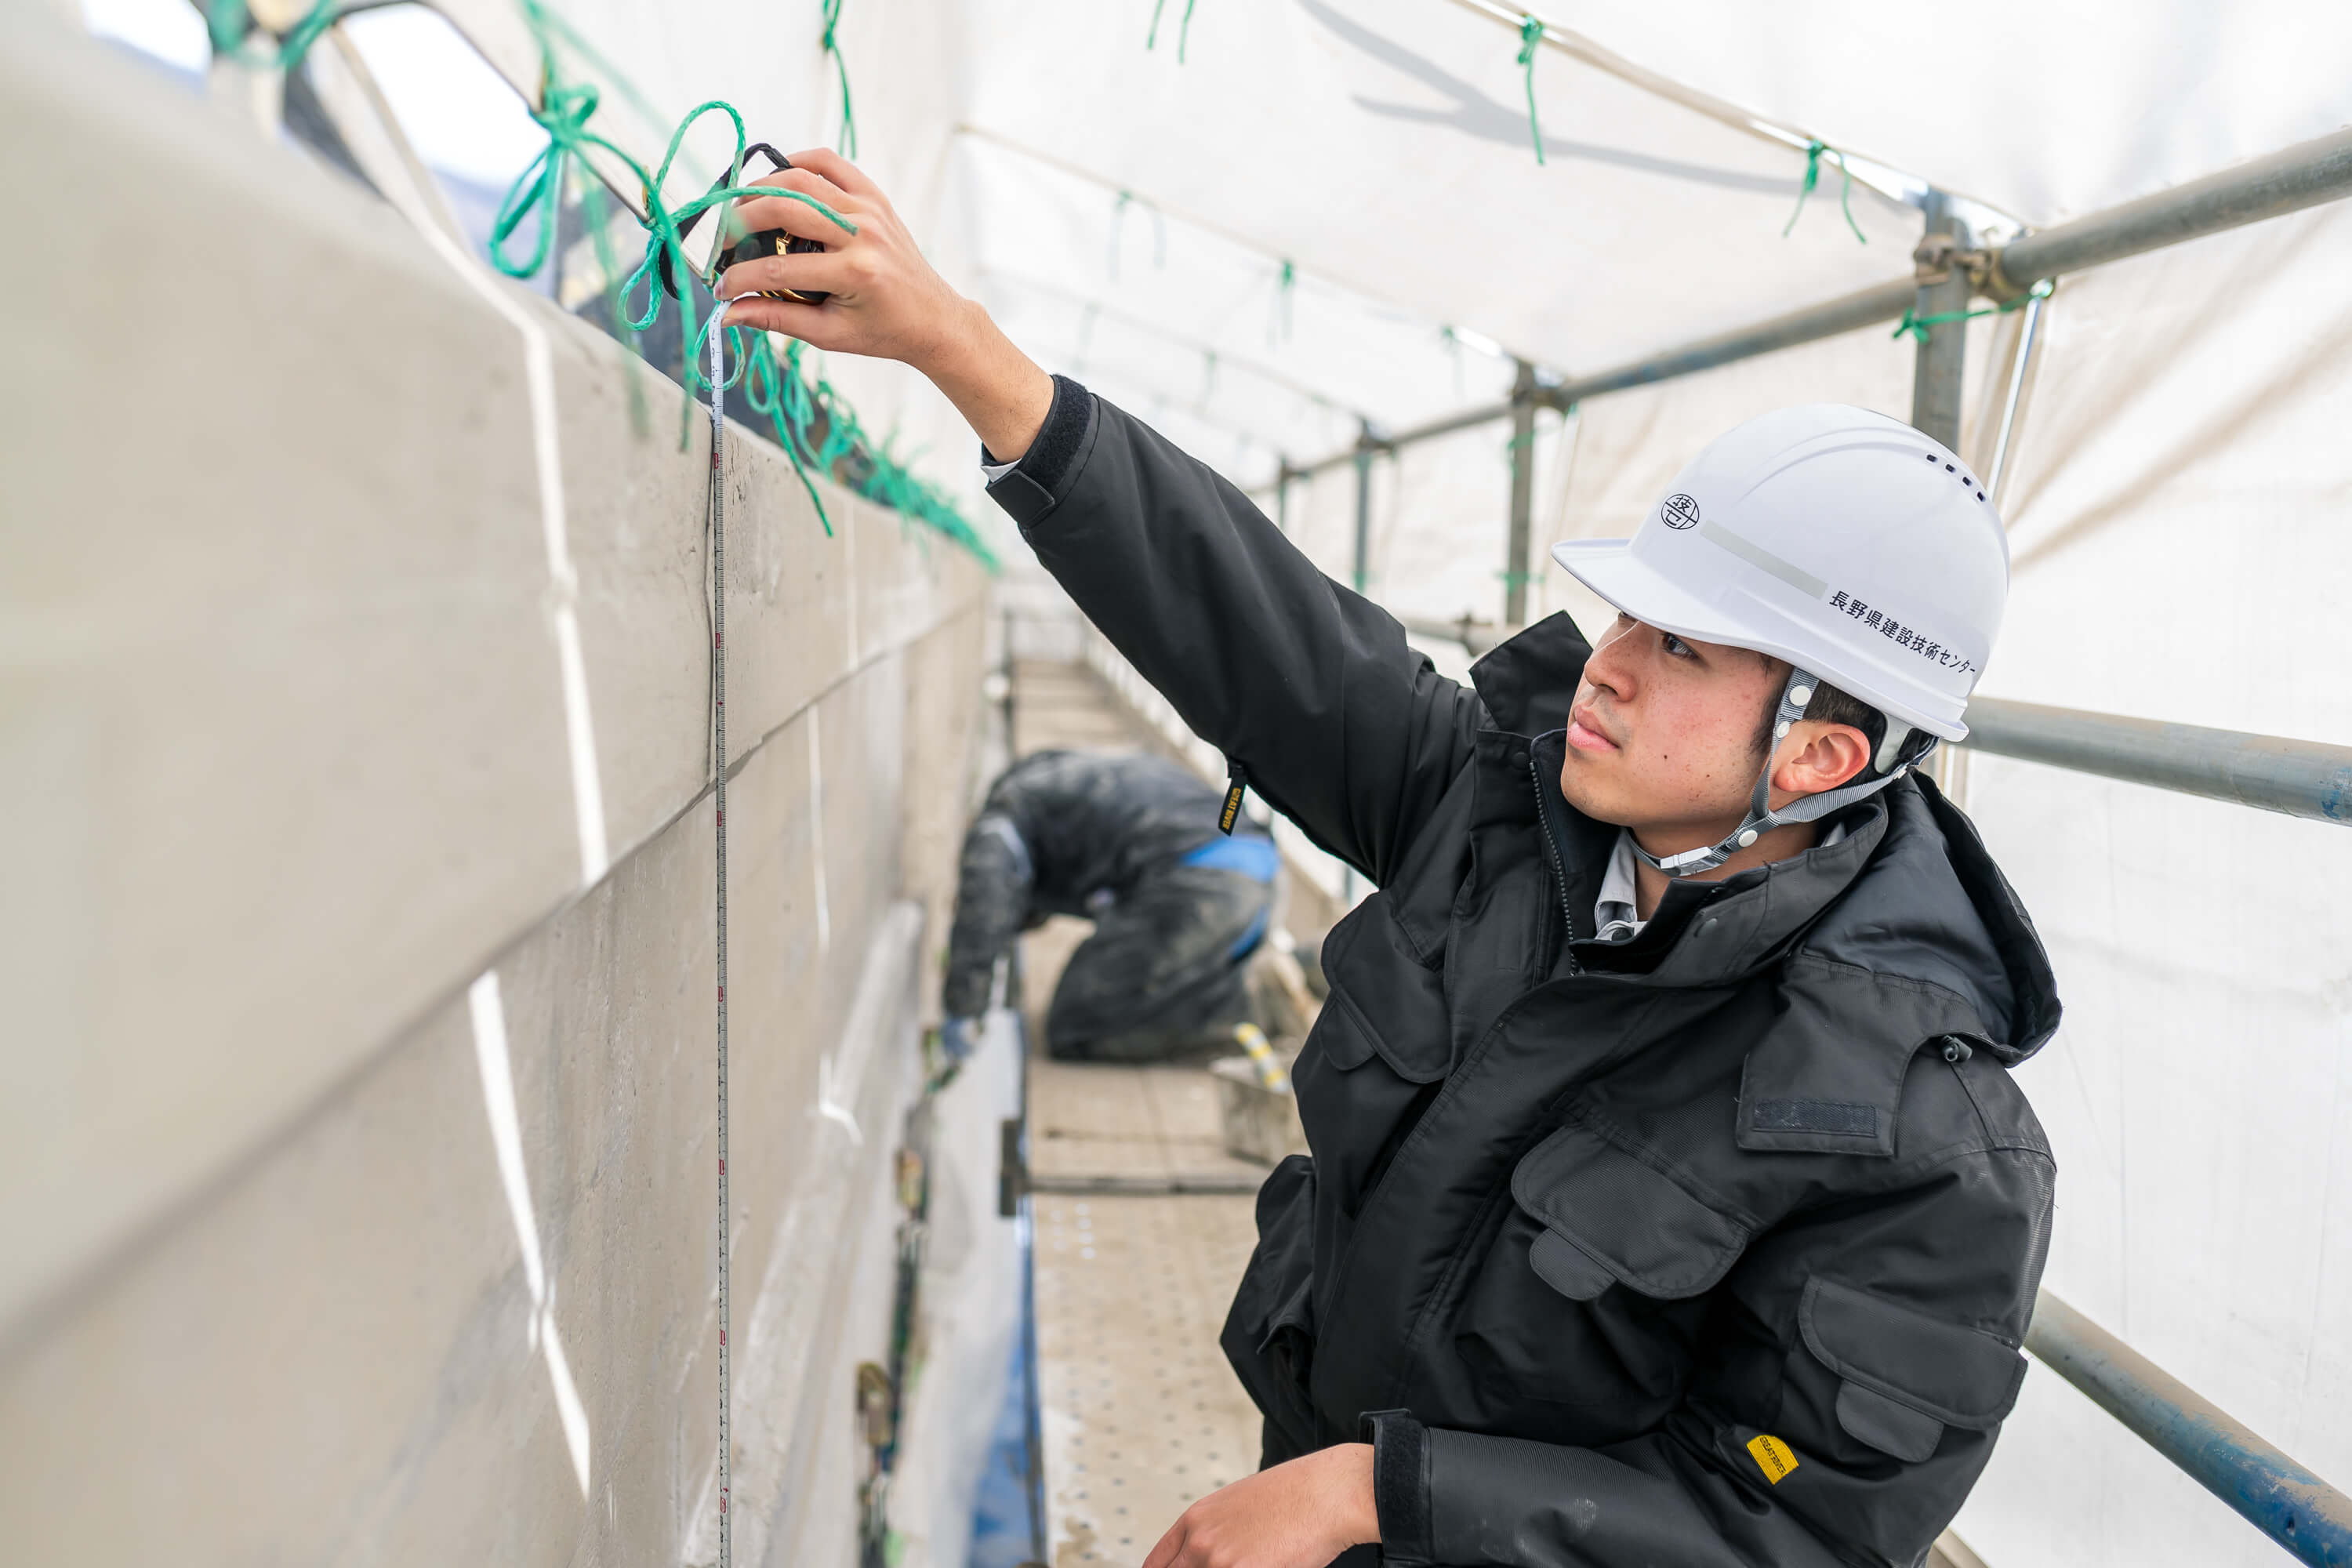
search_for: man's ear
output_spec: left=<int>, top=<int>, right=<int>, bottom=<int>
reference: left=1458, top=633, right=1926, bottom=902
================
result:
left=1773, top=721, right=1872, bottom=797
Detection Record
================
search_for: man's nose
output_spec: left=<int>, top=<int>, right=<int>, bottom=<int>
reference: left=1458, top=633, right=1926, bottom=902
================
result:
left=1584, top=625, right=1638, bottom=698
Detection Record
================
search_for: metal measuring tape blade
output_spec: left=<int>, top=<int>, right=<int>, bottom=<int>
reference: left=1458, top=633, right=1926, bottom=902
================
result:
left=706, top=281, right=735, bottom=1568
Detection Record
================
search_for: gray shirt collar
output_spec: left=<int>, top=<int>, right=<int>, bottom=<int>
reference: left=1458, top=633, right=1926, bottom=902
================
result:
left=1595, top=822, right=1847, bottom=943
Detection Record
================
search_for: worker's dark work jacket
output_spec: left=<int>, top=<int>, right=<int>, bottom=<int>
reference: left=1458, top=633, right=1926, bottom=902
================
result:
left=942, top=750, right=1276, bottom=1058
left=985, top=377, right=2062, bottom=1568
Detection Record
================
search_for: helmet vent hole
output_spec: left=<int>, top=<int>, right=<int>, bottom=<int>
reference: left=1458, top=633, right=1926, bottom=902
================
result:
left=1944, top=463, right=1955, bottom=472
left=1976, top=491, right=1986, bottom=502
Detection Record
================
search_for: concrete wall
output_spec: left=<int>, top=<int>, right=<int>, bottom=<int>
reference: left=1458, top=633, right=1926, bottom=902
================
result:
left=0, top=16, right=992, bottom=1564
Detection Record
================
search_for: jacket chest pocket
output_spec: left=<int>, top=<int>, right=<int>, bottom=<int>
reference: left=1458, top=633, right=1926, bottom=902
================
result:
left=1290, top=902, right=1452, bottom=1218
left=1453, top=1120, right=1751, bottom=1433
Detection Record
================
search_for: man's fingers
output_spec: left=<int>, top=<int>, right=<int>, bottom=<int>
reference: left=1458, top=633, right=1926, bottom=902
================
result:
left=717, top=295, right=837, bottom=350
left=729, top=185, right=859, bottom=244
left=720, top=249, right=857, bottom=303
left=779, top=147, right=882, bottom=201
left=1137, top=1515, right=1189, bottom=1568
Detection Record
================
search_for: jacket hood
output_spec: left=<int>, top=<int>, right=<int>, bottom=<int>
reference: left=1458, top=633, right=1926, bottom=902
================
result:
left=1475, top=615, right=2059, bottom=1065
left=1850, top=773, right=2062, bottom=1065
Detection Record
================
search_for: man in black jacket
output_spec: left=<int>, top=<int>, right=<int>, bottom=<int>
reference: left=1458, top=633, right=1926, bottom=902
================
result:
left=720, top=153, right=2059, bottom=1568
left=941, top=749, right=1279, bottom=1062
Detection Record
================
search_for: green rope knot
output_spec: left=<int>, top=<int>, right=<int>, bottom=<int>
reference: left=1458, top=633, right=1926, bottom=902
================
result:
left=1516, top=15, right=1547, bottom=166
left=1783, top=138, right=1866, bottom=245
left=471, top=5, right=991, bottom=565
left=1890, top=278, right=2054, bottom=343
left=489, top=81, right=601, bottom=279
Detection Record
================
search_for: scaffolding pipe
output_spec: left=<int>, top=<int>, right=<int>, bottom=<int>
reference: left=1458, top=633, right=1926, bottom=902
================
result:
left=1962, top=697, right=2352, bottom=825
left=1352, top=423, right=1377, bottom=593
left=1535, top=278, right=1922, bottom=416
left=1265, top=127, right=2352, bottom=483
left=2027, top=1290, right=2352, bottom=1568
left=1504, top=360, right=1539, bottom=626
left=1909, top=194, right=1971, bottom=449
left=1401, top=615, right=1506, bottom=657
left=1994, top=127, right=2352, bottom=291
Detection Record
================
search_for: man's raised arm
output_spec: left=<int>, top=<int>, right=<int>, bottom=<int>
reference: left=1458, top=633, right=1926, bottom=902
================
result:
left=719, top=151, right=1479, bottom=882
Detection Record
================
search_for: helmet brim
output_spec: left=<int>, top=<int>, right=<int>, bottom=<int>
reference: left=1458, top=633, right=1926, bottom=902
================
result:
left=1550, top=537, right=1774, bottom=655
left=1548, top=538, right=1970, bottom=742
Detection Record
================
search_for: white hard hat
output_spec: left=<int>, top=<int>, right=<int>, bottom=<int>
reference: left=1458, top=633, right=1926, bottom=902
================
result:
left=1551, top=405, right=2008, bottom=742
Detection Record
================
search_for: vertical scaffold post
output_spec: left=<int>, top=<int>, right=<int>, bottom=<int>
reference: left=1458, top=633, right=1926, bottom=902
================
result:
left=1275, top=460, right=1295, bottom=534
left=999, top=604, right=1018, bottom=750
left=1909, top=191, right=1971, bottom=448
left=1352, top=422, right=1377, bottom=594
left=1504, top=358, right=1539, bottom=627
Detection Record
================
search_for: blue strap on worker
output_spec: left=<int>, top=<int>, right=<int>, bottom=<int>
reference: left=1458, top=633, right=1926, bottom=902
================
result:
left=1180, top=833, right=1279, bottom=881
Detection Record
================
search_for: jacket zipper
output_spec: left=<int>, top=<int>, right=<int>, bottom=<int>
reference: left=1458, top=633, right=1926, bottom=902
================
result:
left=1529, top=746, right=1583, bottom=975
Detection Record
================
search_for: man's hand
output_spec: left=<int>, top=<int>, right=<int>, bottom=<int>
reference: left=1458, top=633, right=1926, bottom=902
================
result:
left=1138, top=1443, right=1377, bottom=1568
left=716, top=149, right=1054, bottom=461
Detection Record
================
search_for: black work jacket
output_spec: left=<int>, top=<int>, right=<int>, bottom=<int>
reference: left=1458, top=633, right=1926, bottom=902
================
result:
left=987, top=377, right=2062, bottom=1568
left=940, top=750, right=1269, bottom=1018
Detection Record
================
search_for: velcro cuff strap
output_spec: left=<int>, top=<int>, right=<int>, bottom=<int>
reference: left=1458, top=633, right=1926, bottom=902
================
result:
left=984, top=466, right=1058, bottom=529
left=1359, top=1408, right=1434, bottom=1566
left=982, top=374, right=1095, bottom=532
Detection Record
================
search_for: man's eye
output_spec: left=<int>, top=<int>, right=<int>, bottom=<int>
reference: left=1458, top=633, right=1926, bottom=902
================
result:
left=1661, top=633, right=1694, bottom=659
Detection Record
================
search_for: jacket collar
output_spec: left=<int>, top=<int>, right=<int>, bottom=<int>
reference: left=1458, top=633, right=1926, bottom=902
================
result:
left=1520, top=729, right=1894, bottom=981
left=1469, top=613, right=1592, bottom=738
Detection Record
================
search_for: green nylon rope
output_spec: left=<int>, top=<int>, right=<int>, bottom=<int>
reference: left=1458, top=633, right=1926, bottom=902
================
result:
left=481, top=0, right=991, bottom=564
left=204, top=0, right=973, bottom=560
left=1147, top=0, right=1200, bottom=62
left=1516, top=16, right=1546, bottom=166
left=1269, top=260, right=1295, bottom=346
left=821, top=0, right=858, bottom=157
left=1890, top=278, right=2054, bottom=343
left=1783, top=139, right=1867, bottom=245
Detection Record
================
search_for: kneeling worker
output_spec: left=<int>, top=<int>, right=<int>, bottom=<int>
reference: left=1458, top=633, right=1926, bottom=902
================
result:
left=722, top=152, right=2059, bottom=1568
left=941, top=750, right=1279, bottom=1062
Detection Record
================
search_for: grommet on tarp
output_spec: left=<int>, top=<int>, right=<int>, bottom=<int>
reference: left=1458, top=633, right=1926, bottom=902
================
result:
left=655, top=141, right=833, bottom=305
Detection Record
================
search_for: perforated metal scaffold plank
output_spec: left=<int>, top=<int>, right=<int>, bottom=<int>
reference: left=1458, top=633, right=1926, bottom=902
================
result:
left=1026, top=1060, right=1270, bottom=1190
left=1033, top=1191, right=1265, bottom=1568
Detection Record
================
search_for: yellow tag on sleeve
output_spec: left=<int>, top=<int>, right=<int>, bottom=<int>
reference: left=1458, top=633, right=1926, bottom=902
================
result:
left=1747, top=1434, right=1801, bottom=1484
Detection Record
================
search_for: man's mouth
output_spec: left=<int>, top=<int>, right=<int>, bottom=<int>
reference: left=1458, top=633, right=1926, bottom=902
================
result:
left=1566, top=703, right=1621, bottom=754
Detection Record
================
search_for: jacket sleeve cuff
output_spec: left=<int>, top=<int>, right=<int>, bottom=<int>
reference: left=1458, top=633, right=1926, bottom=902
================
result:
left=982, top=373, right=1096, bottom=532
left=1359, top=1409, right=1434, bottom=1566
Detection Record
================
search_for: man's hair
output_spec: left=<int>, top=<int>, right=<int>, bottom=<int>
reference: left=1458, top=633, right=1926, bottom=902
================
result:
left=1753, top=676, right=1884, bottom=765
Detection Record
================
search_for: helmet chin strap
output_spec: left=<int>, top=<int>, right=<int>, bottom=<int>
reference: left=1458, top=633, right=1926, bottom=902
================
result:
left=1630, top=667, right=1933, bottom=880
